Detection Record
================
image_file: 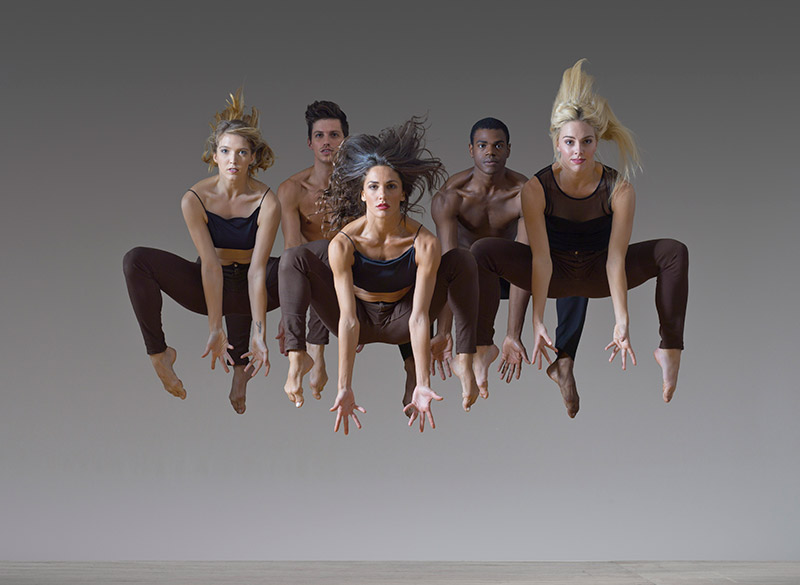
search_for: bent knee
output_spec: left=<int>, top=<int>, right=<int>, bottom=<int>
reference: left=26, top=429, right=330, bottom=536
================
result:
left=123, top=246, right=150, bottom=275
left=659, top=239, right=689, bottom=267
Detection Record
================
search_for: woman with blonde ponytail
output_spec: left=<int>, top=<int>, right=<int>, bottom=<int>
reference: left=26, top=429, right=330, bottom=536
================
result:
left=472, top=60, right=688, bottom=415
left=123, top=89, right=282, bottom=414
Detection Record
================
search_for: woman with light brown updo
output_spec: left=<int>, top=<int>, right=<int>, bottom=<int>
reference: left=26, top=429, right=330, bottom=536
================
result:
left=123, top=90, right=281, bottom=413
left=472, top=60, right=688, bottom=415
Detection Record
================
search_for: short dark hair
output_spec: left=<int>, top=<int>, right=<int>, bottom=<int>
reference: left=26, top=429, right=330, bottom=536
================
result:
left=470, top=117, right=510, bottom=144
left=305, top=100, right=349, bottom=140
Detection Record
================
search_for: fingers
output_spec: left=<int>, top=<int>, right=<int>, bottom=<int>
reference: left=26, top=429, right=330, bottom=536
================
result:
left=629, top=348, right=637, bottom=366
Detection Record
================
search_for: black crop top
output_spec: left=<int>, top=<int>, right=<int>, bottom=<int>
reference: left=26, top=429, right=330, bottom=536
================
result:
left=535, top=164, right=617, bottom=252
left=190, top=189, right=266, bottom=250
left=340, top=226, right=421, bottom=293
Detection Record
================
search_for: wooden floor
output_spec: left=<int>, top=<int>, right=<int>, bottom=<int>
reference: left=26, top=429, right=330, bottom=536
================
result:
left=1, top=561, right=798, bottom=584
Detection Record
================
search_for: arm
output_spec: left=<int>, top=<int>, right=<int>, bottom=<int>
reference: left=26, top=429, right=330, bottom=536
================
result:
left=181, top=191, right=233, bottom=371
left=520, top=179, right=554, bottom=369
left=403, top=230, right=444, bottom=431
left=243, top=190, right=281, bottom=376
left=277, top=179, right=305, bottom=250
left=429, top=189, right=460, bottom=377
left=328, top=233, right=366, bottom=434
left=604, top=182, right=637, bottom=369
left=499, top=218, right=532, bottom=382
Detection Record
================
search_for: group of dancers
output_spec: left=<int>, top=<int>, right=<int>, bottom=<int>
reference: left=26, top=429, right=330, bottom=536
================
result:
left=123, top=59, right=688, bottom=432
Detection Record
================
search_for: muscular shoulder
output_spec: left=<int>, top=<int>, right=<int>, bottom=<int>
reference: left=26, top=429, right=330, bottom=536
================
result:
left=431, top=171, right=471, bottom=218
left=277, top=167, right=313, bottom=203
left=504, top=168, right=529, bottom=189
left=328, top=231, right=355, bottom=269
left=413, top=226, right=442, bottom=260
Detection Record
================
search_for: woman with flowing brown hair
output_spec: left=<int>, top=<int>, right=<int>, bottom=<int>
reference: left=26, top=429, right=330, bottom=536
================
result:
left=279, top=118, right=483, bottom=433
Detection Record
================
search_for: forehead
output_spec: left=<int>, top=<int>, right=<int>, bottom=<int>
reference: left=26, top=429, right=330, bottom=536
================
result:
left=560, top=120, right=596, bottom=138
left=472, top=128, right=508, bottom=143
left=311, top=118, right=344, bottom=134
left=364, top=165, right=401, bottom=182
left=217, top=132, right=251, bottom=148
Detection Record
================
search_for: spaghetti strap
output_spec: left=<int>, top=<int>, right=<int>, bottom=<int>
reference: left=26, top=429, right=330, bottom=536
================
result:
left=259, top=190, right=268, bottom=205
left=413, top=224, right=423, bottom=242
left=188, top=189, right=207, bottom=210
left=340, top=231, right=356, bottom=247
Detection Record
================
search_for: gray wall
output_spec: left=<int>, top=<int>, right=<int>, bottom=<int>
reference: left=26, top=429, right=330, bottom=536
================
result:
left=1, top=1, right=797, bottom=561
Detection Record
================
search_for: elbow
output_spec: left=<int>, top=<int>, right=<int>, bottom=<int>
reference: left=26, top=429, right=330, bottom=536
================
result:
left=408, top=312, right=429, bottom=333
left=339, top=317, right=359, bottom=335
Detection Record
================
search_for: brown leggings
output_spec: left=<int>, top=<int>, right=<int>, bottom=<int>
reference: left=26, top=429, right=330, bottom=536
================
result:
left=279, top=240, right=478, bottom=354
left=470, top=238, right=688, bottom=349
left=123, top=246, right=280, bottom=363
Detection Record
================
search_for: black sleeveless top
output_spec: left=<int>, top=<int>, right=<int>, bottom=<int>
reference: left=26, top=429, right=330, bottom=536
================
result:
left=190, top=189, right=266, bottom=250
left=535, top=164, right=617, bottom=252
left=340, top=225, right=421, bottom=294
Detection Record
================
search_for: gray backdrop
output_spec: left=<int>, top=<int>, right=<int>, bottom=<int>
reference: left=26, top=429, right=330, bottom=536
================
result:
left=2, top=1, right=798, bottom=561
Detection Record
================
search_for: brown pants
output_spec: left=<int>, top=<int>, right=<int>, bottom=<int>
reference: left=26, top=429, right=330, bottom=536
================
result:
left=471, top=238, right=688, bottom=349
left=123, top=246, right=280, bottom=363
left=279, top=240, right=478, bottom=354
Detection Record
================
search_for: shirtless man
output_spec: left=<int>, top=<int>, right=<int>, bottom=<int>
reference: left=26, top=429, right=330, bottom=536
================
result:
left=277, top=100, right=348, bottom=406
left=431, top=117, right=588, bottom=417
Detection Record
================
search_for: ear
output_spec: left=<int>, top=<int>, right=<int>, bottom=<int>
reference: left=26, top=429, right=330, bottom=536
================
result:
left=361, top=190, right=366, bottom=202
left=307, top=137, right=313, bottom=149
left=468, top=143, right=474, bottom=157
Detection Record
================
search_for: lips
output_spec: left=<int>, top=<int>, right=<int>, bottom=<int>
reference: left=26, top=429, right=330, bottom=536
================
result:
left=376, top=203, right=389, bottom=210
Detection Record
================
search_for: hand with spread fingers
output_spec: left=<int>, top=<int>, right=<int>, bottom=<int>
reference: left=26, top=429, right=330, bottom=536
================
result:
left=330, top=387, right=366, bottom=435
left=605, top=323, right=637, bottom=370
left=202, top=328, right=234, bottom=373
left=498, top=335, right=530, bottom=383
left=403, top=385, right=444, bottom=432
left=430, top=332, right=453, bottom=380
left=531, top=322, right=555, bottom=371
left=243, top=336, right=270, bottom=377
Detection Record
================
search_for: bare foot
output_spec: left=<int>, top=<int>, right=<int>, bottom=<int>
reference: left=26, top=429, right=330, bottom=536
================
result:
left=452, top=353, right=480, bottom=411
left=654, top=348, right=681, bottom=403
left=307, top=343, right=328, bottom=400
left=402, top=356, right=416, bottom=413
left=149, top=347, right=186, bottom=400
left=547, top=356, right=579, bottom=418
left=473, top=344, right=499, bottom=399
left=229, top=365, right=249, bottom=414
left=285, top=350, right=314, bottom=407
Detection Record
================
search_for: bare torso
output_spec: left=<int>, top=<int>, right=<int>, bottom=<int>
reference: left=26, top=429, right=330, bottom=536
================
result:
left=432, top=167, right=529, bottom=250
left=278, top=166, right=330, bottom=246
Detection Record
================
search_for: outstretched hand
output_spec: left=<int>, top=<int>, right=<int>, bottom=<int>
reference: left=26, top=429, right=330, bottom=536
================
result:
left=202, top=329, right=234, bottom=373
left=430, top=332, right=453, bottom=380
left=531, top=323, right=554, bottom=370
left=605, top=323, right=637, bottom=370
left=243, top=336, right=270, bottom=377
left=498, top=336, right=530, bottom=383
left=330, top=387, right=366, bottom=435
left=403, top=385, right=444, bottom=432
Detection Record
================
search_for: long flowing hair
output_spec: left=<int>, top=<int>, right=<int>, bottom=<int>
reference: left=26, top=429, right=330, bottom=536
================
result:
left=319, top=117, right=446, bottom=233
left=550, top=59, right=640, bottom=187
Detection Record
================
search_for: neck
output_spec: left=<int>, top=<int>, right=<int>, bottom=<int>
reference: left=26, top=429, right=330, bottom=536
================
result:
left=471, top=166, right=507, bottom=191
left=310, top=158, right=334, bottom=187
left=215, top=172, right=251, bottom=197
left=363, top=212, right=405, bottom=241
